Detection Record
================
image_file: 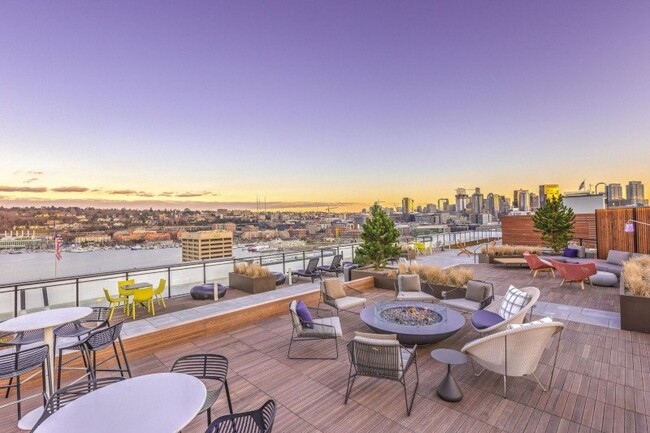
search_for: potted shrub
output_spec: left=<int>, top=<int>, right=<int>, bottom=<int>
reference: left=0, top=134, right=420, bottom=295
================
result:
left=620, top=256, right=650, bottom=333
left=229, top=262, right=276, bottom=294
left=351, top=204, right=402, bottom=289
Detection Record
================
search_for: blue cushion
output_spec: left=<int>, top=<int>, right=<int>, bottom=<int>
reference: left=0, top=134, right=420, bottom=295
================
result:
left=295, top=300, right=313, bottom=328
left=563, top=248, right=579, bottom=258
left=471, top=309, right=505, bottom=330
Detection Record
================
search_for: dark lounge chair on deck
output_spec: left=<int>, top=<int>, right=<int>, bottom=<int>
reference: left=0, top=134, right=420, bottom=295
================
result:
left=291, top=257, right=322, bottom=283
left=317, top=254, right=343, bottom=276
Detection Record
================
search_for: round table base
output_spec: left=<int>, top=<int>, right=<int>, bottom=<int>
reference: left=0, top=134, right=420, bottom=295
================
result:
left=17, top=407, right=43, bottom=431
left=437, top=371, right=463, bottom=402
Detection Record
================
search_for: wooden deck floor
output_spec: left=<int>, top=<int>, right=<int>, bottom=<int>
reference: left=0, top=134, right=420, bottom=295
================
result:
left=3, top=264, right=649, bottom=432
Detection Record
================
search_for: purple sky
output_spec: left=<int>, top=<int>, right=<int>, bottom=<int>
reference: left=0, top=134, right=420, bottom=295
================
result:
left=1, top=1, right=649, bottom=211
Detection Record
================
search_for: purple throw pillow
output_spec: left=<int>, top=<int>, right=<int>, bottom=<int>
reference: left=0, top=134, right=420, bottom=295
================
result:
left=562, top=248, right=579, bottom=258
left=295, top=300, right=313, bottom=328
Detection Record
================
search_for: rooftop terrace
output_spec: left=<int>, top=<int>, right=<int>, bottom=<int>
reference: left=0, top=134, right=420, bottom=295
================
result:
left=1, top=248, right=648, bottom=432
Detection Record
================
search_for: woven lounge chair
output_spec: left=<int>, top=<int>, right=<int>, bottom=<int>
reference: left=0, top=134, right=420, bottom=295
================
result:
left=470, top=286, right=540, bottom=336
left=440, top=279, right=494, bottom=313
left=316, top=254, right=343, bottom=276
left=318, top=278, right=365, bottom=316
left=291, top=257, right=322, bottom=283
left=462, top=321, right=564, bottom=398
left=395, top=274, right=437, bottom=303
left=288, top=300, right=342, bottom=359
left=345, top=333, right=418, bottom=416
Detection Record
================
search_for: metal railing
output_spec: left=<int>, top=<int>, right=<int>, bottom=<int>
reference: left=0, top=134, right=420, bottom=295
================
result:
left=0, top=229, right=501, bottom=319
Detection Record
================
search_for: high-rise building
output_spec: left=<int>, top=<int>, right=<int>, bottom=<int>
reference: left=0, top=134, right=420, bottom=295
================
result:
left=401, top=197, right=415, bottom=215
left=539, top=184, right=559, bottom=207
left=471, top=188, right=484, bottom=214
left=626, top=181, right=646, bottom=206
left=181, top=230, right=233, bottom=262
left=455, top=188, right=469, bottom=213
left=486, top=193, right=500, bottom=216
left=515, top=189, right=529, bottom=211
left=437, top=198, right=449, bottom=212
left=606, top=183, right=623, bottom=207
left=529, top=193, right=540, bottom=210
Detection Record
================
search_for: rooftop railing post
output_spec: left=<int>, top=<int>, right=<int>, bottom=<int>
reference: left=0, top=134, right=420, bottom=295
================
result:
left=203, top=262, right=206, bottom=284
left=320, top=249, right=324, bottom=263
left=282, top=253, right=286, bottom=274
left=167, top=267, right=171, bottom=299
left=302, top=251, right=306, bottom=269
left=14, top=285, right=18, bottom=318
left=75, top=279, right=79, bottom=307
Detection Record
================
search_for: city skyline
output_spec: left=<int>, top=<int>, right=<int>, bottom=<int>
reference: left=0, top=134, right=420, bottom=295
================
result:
left=1, top=1, right=649, bottom=212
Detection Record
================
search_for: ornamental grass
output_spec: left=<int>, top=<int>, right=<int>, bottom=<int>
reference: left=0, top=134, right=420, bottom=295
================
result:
left=623, top=256, right=650, bottom=297
left=233, top=262, right=271, bottom=277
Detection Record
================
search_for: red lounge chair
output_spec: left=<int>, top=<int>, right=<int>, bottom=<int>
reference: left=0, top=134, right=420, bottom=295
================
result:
left=550, top=260, right=597, bottom=290
left=523, top=252, right=555, bottom=278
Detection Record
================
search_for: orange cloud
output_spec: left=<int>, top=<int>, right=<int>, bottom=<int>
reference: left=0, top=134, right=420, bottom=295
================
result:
left=0, top=186, right=47, bottom=192
left=51, top=186, right=89, bottom=193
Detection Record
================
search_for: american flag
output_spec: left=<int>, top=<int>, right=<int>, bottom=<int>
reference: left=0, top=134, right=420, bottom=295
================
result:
left=54, top=233, right=63, bottom=261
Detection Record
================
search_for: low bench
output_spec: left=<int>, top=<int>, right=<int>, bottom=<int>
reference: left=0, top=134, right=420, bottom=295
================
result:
left=493, top=258, right=528, bottom=268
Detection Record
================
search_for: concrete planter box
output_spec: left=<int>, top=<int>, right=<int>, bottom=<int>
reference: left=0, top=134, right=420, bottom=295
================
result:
left=228, top=273, right=275, bottom=294
left=477, top=254, right=490, bottom=264
left=350, top=268, right=396, bottom=290
left=619, top=274, right=650, bottom=333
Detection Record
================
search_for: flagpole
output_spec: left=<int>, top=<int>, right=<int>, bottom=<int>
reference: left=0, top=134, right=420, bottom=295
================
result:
left=54, top=227, right=57, bottom=278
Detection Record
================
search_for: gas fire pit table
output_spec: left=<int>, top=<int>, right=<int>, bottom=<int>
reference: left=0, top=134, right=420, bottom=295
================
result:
left=360, top=301, right=465, bottom=345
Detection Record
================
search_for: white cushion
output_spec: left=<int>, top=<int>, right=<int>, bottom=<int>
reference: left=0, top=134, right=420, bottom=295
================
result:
left=300, top=317, right=342, bottom=337
left=330, top=296, right=365, bottom=310
left=441, top=298, right=482, bottom=312
left=396, top=291, right=436, bottom=303
left=498, top=285, right=531, bottom=320
left=508, top=316, right=553, bottom=330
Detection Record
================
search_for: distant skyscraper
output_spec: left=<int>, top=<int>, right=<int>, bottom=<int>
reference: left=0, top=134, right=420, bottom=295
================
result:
left=471, top=188, right=484, bottom=214
left=538, top=184, right=559, bottom=207
left=530, top=193, right=540, bottom=210
left=455, top=188, right=469, bottom=213
left=606, top=183, right=623, bottom=207
left=437, top=198, right=449, bottom=212
left=515, top=189, right=529, bottom=211
left=626, top=181, right=645, bottom=206
left=486, top=193, right=500, bottom=217
left=402, top=197, right=414, bottom=215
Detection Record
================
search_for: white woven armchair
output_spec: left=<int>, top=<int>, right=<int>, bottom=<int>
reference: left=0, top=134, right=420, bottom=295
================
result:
left=470, top=286, right=540, bottom=336
left=462, top=321, right=564, bottom=398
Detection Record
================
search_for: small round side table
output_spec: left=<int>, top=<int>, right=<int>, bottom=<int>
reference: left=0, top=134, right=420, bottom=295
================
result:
left=431, top=348, right=468, bottom=402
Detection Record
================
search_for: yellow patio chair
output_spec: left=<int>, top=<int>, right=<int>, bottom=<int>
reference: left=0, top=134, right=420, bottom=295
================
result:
left=131, top=287, right=155, bottom=320
left=103, top=289, right=128, bottom=321
left=153, top=278, right=167, bottom=308
left=118, top=279, right=136, bottom=316
left=413, top=242, right=426, bottom=255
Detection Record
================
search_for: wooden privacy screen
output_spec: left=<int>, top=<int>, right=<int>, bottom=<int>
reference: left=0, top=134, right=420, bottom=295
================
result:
left=501, top=214, right=596, bottom=249
left=596, top=208, right=650, bottom=257
left=502, top=210, right=650, bottom=259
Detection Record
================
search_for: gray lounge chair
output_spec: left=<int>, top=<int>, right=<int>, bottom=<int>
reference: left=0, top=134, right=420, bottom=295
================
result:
left=317, top=254, right=343, bottom=276
left=291, top=257, right=322, bottom=283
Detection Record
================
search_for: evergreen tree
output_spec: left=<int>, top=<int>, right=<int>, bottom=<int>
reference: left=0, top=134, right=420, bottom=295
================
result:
left=532, top=195, right=575, bottom=253
left=354, top=204, right=401, bottom=268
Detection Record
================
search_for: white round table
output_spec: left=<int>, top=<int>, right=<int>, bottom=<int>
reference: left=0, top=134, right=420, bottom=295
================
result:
left=34, top=373, right=207, bottom=433
left=0, top=306, right=93, bottom=430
